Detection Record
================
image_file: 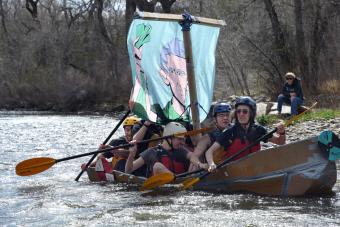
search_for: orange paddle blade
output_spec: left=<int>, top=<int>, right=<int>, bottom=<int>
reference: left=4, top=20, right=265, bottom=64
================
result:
left=181, top=177, right=200, bottom=190
left=140, top=172, right=175, bottom=191
left=16, top=157, right=56, bottom=176
left=174, top=127, right=213, bottom=137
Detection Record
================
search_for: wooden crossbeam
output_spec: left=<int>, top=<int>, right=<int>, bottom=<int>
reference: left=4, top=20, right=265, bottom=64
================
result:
left=136, top=11, right=226, bottom=27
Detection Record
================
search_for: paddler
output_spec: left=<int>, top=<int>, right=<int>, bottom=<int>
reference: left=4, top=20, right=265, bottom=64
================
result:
left=189, top=102, right=233, bottom=170
left=125, top=122, right=195, bottom=176
left=206, top=96, right=286, bottom=172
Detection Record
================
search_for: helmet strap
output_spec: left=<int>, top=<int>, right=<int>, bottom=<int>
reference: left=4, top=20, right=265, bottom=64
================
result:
left=164, top=138, right=174, bottom=150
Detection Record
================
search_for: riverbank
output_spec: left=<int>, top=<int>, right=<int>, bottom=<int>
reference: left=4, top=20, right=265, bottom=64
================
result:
left=284, top=117, right=340, bottom=143
left=0, top=103, right=127, bottom=116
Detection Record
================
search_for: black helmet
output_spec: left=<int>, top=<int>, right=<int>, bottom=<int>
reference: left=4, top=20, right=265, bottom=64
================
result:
left=212, top=102, right=232, bottom=117
left=235, top=96, right=256, bottom=112
left=235, top=96, right=257, bottom=122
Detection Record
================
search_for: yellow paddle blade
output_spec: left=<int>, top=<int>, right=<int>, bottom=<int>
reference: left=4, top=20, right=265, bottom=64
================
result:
left=181, top=177, right=200, bottom=190
left=16, top=157, right=56, bottom=176
left=285, top=102, right=318, bottom=127
left=140, top=172, right=175, bottom=191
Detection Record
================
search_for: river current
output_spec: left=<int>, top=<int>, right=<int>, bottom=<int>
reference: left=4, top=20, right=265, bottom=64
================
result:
left=0, top=113, right=339, bottom=226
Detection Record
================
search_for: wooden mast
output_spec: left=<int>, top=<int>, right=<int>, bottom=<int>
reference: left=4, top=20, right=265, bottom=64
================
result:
left=136, top=12, right=225, bottom=130
left=179, top=12, right=201, bottom=130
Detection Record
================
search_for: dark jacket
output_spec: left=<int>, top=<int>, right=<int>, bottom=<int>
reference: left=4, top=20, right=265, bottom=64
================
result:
left=281, top=78, right=304, bottom=99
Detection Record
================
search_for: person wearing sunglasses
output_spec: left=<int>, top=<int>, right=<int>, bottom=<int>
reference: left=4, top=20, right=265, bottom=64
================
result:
left=277, top=72, right=304, bottom=116
left=189, top=102, right=233, bottom=171
left=205, top=96, right=286, bottom=172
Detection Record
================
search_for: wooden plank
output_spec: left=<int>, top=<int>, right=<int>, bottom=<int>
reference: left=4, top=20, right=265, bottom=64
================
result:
left=137, top=11, right=226, bottom=27
left=182, top=29, right=200, bottom=130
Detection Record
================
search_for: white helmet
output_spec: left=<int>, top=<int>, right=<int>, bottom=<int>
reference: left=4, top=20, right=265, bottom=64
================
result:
left=163, top=122, right=187, bottom=138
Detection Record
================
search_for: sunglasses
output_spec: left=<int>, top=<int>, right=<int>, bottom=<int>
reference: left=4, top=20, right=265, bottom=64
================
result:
left=286, top=78, right=294, bottom=80
left=236, top=109, right=249, bottom=114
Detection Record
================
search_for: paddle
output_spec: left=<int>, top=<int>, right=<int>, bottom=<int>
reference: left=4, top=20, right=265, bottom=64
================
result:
left=16, top=127, right=212, bottom=177
left=74, top=110, right=131, bottom=181
left=141, top=102, right=318, bottom=191
left=140, top=168, right=205, bottom=191
left=181, top=101, right=318, bottom=189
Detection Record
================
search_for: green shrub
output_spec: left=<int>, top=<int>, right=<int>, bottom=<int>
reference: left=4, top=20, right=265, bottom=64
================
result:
left=298, top=109, right=340, bottom=121
left=257, top=115, right=279, bottom=126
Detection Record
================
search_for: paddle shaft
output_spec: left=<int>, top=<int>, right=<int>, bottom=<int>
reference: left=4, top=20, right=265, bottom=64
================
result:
left=175, top=168, right=205, bottom=178
left=57, top=143, right=133, bottom=163
left=74, top=110, right=131, bottom=181
left=59, top=127, right=212, bottom=164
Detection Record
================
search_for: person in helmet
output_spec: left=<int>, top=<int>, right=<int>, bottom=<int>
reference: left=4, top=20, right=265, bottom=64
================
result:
left=103, top=116, right=162, bottom=175
left=100, top=116, right=140, bottom=170
left=189, top=102, right=233, bottom=170
left=81, top=115, right=141, bottom=177
left=206, top=96, right=286, bottom=172
left=125, top=122, right=195, bottom=176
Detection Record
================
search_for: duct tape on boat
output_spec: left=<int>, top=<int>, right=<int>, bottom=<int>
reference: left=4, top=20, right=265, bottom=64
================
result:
left=95, top=160, right=104, bottom=171
left=105, top=173, right=115, bottom=182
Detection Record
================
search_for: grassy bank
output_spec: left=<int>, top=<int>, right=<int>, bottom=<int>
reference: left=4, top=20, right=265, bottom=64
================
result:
left=257, top=109, right=340, bottom=126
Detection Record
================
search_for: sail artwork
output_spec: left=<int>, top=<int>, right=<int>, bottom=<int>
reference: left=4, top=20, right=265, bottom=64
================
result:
left=127, top=12, right=222, bottom=124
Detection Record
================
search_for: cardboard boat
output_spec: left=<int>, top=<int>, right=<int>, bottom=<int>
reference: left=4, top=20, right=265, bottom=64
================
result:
left=86, top=133, right=338, bottom=196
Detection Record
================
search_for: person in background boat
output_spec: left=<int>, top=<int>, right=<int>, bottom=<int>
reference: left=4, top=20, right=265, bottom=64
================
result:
left=206, top=96, right=286, bottom=172
left=80, top=116, right=140, bottom=171
left=189, top=102, right=233, bottom=171
left=132, top=120, right=163, bottom=151
left=100, top=116, right=140, bottom=167
left=277, top=72, right=304, bottom=116
left=125, top=122, right=195, bottom=176
left=100, top=118, right=162, bottom=176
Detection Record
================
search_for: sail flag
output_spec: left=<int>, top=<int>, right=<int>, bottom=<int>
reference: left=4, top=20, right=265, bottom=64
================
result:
left=127, top=18, right=220, bottom=123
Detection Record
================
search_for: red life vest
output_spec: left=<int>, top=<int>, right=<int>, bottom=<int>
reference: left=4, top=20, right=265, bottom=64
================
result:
left=156, top=148, right=186, bottom=174
left=225, top=138, right=261, bottom=161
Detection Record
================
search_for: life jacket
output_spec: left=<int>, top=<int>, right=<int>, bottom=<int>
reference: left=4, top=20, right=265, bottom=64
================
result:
left=208, top=128, right=223, bottom=143
left=222, top=124, right=263, bottom=161
left=112, top=156, right=125, bottom=169
left=208, top=126, right=232, bottom=163
left=107, top=137, right=129, bottom=167
left=213, top=147, right=227, bottom=164
left=225, top=138, right=261, bottom=160
left=155, top=146, right=187, bottom=174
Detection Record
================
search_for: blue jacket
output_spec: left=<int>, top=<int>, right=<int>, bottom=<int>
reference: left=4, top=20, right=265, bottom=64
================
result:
left=281, top=78, right=304, bottom=99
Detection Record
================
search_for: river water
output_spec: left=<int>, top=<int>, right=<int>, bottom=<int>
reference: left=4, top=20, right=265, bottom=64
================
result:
left=1, top=113, right=339, bottom=226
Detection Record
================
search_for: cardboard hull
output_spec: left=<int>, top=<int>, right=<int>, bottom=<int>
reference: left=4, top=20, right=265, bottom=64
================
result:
left=86, top=136, right=337, bottom=196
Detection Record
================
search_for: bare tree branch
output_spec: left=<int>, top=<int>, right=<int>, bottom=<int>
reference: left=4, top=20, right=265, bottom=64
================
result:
left=25, top=0, right=39, bottom=18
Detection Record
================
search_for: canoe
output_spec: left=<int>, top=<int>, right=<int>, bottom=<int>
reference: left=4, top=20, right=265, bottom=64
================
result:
left=85, top=134, right=337, bottom=196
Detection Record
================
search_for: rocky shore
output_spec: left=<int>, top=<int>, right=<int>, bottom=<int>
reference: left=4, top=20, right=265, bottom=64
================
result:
left=255, top=101, right=340, bottom=143
left=256, top=117, right=340, bottom=151
left=284, top=117, right=340, bottom=143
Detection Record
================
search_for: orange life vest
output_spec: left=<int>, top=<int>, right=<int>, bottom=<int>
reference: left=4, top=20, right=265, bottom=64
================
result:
left=156, top=147, right=187, bottom=174
left=217, top=123, right=266, bottom=162
left=224, top=138, right=261, bottom=161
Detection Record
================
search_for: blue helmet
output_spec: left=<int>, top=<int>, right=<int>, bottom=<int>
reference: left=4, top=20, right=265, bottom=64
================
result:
left=213, top=102, right=232, bottom=117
